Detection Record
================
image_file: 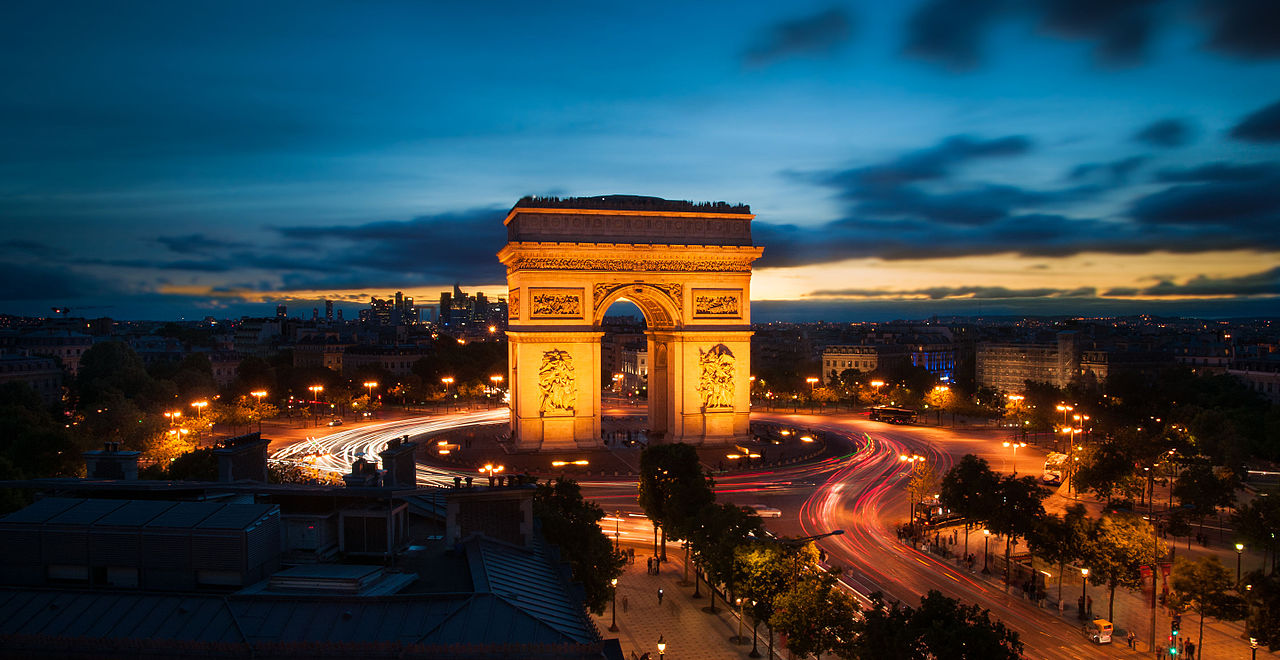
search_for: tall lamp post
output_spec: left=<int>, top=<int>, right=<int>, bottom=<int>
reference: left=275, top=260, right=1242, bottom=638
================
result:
left=609, top=578, right=619, bottom=632
left=308, top=385, right=324, bottom=426
left=190, top=400, right=209, bottom=442
left=982, top=529, right=992, bottom=573
left=749, top=599, right=761, bottom=658
left=1081, top=568, right=1090, bottom=619
left=1002, top=440, right=1027, bottom=475
left=1236, top=543, right=1245, bottom=582
left=441, top=377, right=454, bottom=412
left=657, top=634, right=666, bottom=659
left=250, top=390, right=267, bottom=433
left=900, top=453, right=925, bottom=523
left=733, top=597, right=747, bottom=644
left=613, top=510, right=621, bottom=552
left=363, top=381, right=378, bottom=418
left=489, top=374, right=503, bottom=404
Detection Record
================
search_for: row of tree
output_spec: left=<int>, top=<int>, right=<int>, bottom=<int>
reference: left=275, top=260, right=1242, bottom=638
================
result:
left=638, top=444, right=1023, bottom=658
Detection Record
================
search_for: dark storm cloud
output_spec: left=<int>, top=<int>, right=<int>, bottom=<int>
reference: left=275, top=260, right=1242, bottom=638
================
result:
left=806, top=284, right=1098, bottom=300
left=1199, top=0, right=1280, bottom=58
left=275, top=207, right=509, bottom=284
left=1132, top=118, right=1195, bottom=148
left=902, top=0, right=1006, bottom=71
left=157, top=234, right=250, bottom=255
left=1137, top=266, right=1280, bottom=297
left=1229, top=98, right=1280, bottom=142
left=744, top=7, right=856, bottom=65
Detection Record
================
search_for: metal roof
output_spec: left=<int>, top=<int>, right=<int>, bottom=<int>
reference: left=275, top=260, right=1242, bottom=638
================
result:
left=142, top=501, right=226, bottom=529
left=195, top=503, right=276, bottom=530
left=93, top=500, right=178, bottom=527
left=0, top=497, right=82, bottom=524
left=468, top=536, right=598, bottom=644
left=0, top=590, right=242, bottom=643
left=46, top=499, right=128, bottom=525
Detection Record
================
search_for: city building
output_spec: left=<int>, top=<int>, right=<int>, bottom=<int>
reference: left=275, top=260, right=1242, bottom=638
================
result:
left=621, top=347, right=648, bottom=394
left=0, top=353, right=62, bottom=405
left=1229, top=358, right=1280, bottom=404
left=976, top=332, right=1080, bottom=393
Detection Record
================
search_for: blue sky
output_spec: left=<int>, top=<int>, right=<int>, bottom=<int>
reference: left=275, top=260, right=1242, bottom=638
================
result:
left=2, top=1, right=1278, bottom=320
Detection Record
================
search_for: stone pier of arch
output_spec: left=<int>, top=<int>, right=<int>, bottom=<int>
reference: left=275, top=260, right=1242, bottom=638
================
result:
left=497, top=196, right=763, bottom=451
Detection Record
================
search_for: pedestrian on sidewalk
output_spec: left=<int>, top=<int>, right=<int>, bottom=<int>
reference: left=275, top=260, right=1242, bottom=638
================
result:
left=622, top=594, right=629, bottom=612
left=1185, top=640, right=1195, bottom=660
left=1126, top=630, right=1135, bottom=648
left=647, top=557, right=653, bottom=575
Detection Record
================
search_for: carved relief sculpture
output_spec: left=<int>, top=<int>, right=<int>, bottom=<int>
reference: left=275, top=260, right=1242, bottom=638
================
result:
left=694, top=289, right=741, bottom=317
left=508, top=290, right=520, bottom=319
left=696, top=344, right=735, bottom=409
left=530, top=289, right=582, bottom=317
left=538, top=349, right=577, bottom=415
left=592, top=282, right=683, bottom=311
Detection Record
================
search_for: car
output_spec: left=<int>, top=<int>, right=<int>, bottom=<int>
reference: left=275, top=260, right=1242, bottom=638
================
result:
left=747, top=504, right=782, bottom=518
left=327, top=418, right=343, bottom=427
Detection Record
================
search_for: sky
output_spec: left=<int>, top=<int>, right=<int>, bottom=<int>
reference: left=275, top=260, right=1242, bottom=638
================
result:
left=2, top=0, right=1279, bottom=321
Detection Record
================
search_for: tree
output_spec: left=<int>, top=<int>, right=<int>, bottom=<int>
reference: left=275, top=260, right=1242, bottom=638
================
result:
left=1233, top=497, right=1280, bottom=575
left=735, top=541, right=819, bottom=658
left=637, top=443, right=714, bottom=560
left=1084, top=514, right=1166, bottom=621
left=846, top=590, right=1023, bottom=659
left=939, top=455, right=1000, bottom=558
left=1168, top=556, right=1246, bottom=648
left=771, top=571, right=859, bottom=659
left=534, top=477, right=624, bottom=615
left=986, top=474, right=1048, bottom=587
left=1028, top=503, right=1089, bottom=605
left=688, top=502, right=763, bottom=612
left=1174, top=461, right=1240, bottom=539
left=1244, top=570, right=1280, bottom=651
left=906, top=461, right=940, bottom=520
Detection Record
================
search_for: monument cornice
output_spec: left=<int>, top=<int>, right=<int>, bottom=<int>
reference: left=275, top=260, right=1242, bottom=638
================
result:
left=504, top=206, right=755, bottom=225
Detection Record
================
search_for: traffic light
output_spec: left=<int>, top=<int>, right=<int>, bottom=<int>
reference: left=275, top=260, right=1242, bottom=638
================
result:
left=1171, top=612, right=1181, bottom=635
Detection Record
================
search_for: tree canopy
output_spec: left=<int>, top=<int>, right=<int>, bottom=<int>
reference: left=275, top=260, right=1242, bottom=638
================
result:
left=533, top=477, right=624, bottom=615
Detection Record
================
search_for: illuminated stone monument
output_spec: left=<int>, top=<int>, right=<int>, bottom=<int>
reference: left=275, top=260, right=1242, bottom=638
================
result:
left=499, top=195, right=763, bottom=451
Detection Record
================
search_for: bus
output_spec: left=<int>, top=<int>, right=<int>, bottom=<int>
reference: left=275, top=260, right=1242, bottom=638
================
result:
left=869, top=406, right=917, bottom=424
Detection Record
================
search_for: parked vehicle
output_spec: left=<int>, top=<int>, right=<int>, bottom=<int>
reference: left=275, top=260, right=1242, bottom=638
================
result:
left=327, top=418, right=343, bottom=427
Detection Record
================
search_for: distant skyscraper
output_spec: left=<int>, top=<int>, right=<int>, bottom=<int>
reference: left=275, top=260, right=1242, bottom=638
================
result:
left=311, top=308, right=319, bottom=322
left=276, top=304, right=287, bottom=318
left=325, top=300, right=333, bottom=321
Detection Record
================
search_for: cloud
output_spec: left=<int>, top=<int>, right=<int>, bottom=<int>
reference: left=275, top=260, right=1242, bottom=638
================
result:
left=0, top=239, right=64, bottom=258
left=1136, top=266, right=1280, bottom=297
left=1068, top=155, right=1147, bottom=184
left=274, top=207, right=509, bottom=285
left=1154, top=161, right=1279, bottom=183
left=1035, top=0, right=1160, bottom=66
left=903, top=0, right=1006, bottom=71
left=1229, top=98, right=1280, bottom=142
left=816, top=134, right=1033, bottom=190
left=157, top=234, right=250, bottom=254
left=1133, top=118, right=1196, bottom=148
left=806, top=284, right=1098, bottom=300
left=1128, top=173, right=1280, bottom=231
left=744, top=7, right=855, bottom=65
left=1199, top=0, right=1280, bottom=59
left=0, top=261, right=119, bottom=301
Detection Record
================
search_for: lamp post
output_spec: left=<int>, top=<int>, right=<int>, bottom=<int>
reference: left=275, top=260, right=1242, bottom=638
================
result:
left=983, top=529, right=991, bottom=573
left=733, top=597, right=746, bottom=644
left=1081, top=568, right=1090, bottom=619
left=749, top=599, right=761, bottom=657
left=614, top=509, right=621, bottom=552
left=308, top=385, right=324, bottom=426
left=363, top=381, right=378, bottom=418
left=900, top=454, right=925, bottom=524
left=609, top=578, right=619, bottom=632
left=489, top=374, right=503, bottom=404
left=657, top=634, right=665, bottom=659
left=1236, top=543, right=1245, bottom=582
left=190, top=400, right=209, bottom=442
left=1252, top=637, right=1259, bottom=660
left=441, top=377, right=454, bottom=412
left=1002, top=441, right=1027, bottom=475
left=250, top=390, right=267, bottom=433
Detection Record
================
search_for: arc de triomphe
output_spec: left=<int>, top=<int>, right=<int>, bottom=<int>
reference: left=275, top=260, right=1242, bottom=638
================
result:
left=498, top=195, right=763, bottom=451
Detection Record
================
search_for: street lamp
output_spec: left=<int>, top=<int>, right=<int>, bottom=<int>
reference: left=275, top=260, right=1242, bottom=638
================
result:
left=1236, top=543, right=1245, bottom=582
left=441, top=377, right=454, bottom=411
left=982, top=529, right=991, bottom=573
left=609, top=578, right=619, bottom=632
left=657, top=634, right=665, bottom=659
left=613, top=509, right=621, bottom=552
left=734, top=597, right=746, bottom=644
left=250, top=390, right=267, bottom=433
left=900, top=454, right=925, bottom=523
left=363, top=381, right=378, bottom=417
left=308, top=385, right=324, bottom=426
left=1081, top=568, right=1090, bottom=619
left=749, top=599, right=761, bottom=658
left=481, top=463, right=504, bottom=486
left=1002, top=440, right=1027, bottom=475
left=190, top=400, right=208, bottom=419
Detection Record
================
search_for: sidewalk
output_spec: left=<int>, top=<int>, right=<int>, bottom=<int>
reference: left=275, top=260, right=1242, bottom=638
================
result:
left=592, top=547, right=769, bottom=660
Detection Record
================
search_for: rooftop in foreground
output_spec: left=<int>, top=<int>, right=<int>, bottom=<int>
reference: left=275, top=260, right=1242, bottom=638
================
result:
left=512, top=194, right=751, bottom=215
